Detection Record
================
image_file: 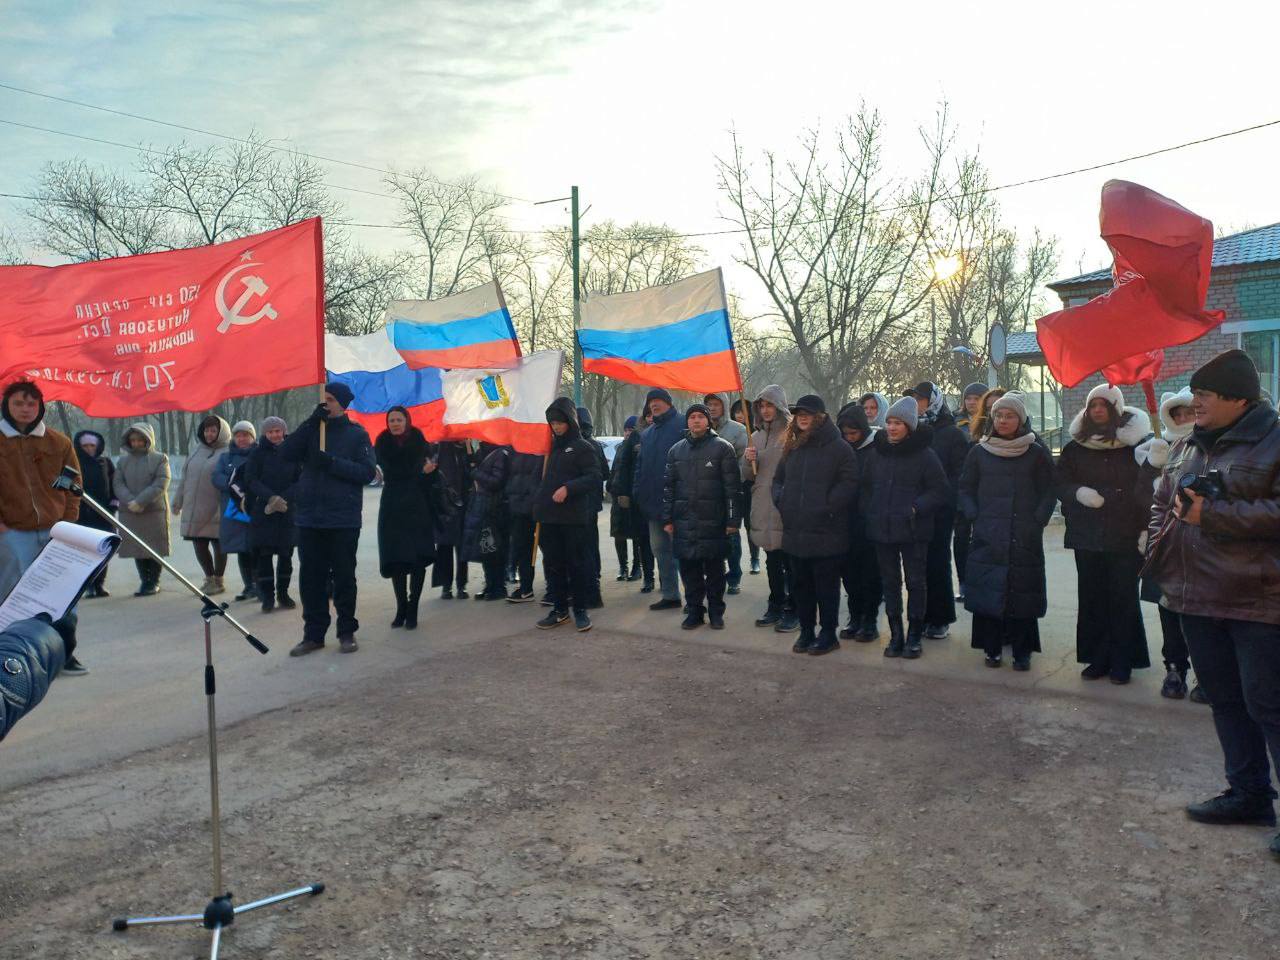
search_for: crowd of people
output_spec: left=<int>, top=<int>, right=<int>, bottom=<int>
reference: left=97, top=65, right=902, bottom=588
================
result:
left=2, top=346, right=1279, bottom=858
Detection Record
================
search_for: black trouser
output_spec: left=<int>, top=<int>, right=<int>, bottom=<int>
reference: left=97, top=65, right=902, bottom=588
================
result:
left=764, top=548, right=794, bottom=612
left=1181, top=614, right=1280, bottom=800
left=133, top=558, right=162, bottom=586
left=742, top=481, right=759, bottom=566
left=953, top=514, right=971, bottom=593
left=509, top=514, right=537, bottom=594
left=298, top=527, right=360, bottom=643
left=540, top=523, right=591, bottom=613
left=1159, top=605, right=1190, bottom=673
left=585, top=512, right=602, bottom=596
left=876, top=541, right=928, bottom=620
left=679, top=556, right=727, bottom=617
left=790, top=554, right=842, bottom=633
left=614, top=536, right=630, bottom=572
left=842, top=538, right=882, bottom=623
left=924, top=504, right=957, bottom=626
left=254, top=546, right=294, bottom=597
left=434, top=544, right=468, bottom=591
left=390, top=566, right=426, bottom=614
left=635, top=522, right=654, bottom=581
left=235, top=553, right=255, bottom=591
left=481, top=555, right=507, bottom=596
left=1074, top=550, right=1147, bottom=669
left=191, top=537, right=227, bottom=577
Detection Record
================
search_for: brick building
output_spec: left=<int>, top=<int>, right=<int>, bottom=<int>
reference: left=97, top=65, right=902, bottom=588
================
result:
left=1046, top=222, right=1280, bottom=423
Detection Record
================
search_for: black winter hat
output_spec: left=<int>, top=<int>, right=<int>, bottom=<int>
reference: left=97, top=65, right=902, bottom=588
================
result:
left=962, top=382, right=987, bottom=399
left=836, top=401, right=870, bottom=435
left=1190, top=349, right=1261, bottom=402
left=790, top=394, right=826, bottom=415
left=324, top=381, right=355, bottom=409
left=905, top=381, right=935, bottom=400
left=645, top=387, right=674, bottom=406
left=685, top=403, right=712, bottom=425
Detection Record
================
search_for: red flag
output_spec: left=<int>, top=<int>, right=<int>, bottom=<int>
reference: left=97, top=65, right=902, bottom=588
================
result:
left=1036, top=180, right=1225, bottom=399
left=0, top=219, right=325, bottom=416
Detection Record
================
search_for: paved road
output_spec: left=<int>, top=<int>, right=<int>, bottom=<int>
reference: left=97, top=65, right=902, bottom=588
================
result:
left=1, top=490, right=1191, bottom=789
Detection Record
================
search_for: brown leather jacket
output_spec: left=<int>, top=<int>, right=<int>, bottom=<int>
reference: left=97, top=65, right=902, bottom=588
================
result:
left=1149, top=401, right=1280, bottom=625
left=0, top=421, right=81, bottom=532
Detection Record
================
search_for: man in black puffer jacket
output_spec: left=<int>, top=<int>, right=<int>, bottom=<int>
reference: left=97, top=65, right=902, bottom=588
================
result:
left=861, top=396, right=949, bottom=658
left=504, top=451, right=545, bottom=602
left=533, top=399, right=602, bottom=632
left=906, top=381, right=969, bottom=638
left=835, top=402, right=882, bottom=643
left=663, top=404, right=740, bottom=630
left=279, top=382, right=377, bottom=656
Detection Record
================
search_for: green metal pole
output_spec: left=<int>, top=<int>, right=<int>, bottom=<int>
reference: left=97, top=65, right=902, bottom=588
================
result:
left=571, top=185, right=582, bottom=406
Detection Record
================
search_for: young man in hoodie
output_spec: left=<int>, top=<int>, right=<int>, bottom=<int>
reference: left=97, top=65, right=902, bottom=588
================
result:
left=633, top=388, right=686, bottom=611
left=664, top=403, right=740, bottom=630
left=836, top=402, right=882, bottom=642
left=576, top=405, right=609, bottom=608
left=905, top=381, right=968, bottom=639
left=0, top=381, right=84, bottom=671
left=280, top=382, right=377, bottom=656
left=704, top=393, right=749, bottom=595
left=534, top=399, right=602, bottom=632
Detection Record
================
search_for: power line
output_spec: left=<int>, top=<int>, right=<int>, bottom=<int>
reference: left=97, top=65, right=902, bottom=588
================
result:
left=0, top=80, right=532, bottom=204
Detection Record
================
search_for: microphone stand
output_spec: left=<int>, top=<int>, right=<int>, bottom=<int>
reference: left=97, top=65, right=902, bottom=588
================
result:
left=55, top=469, right=323, bottom=958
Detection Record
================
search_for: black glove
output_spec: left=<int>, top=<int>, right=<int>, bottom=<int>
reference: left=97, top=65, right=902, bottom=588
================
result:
left=308, top=447, right=333, bottom=470
left=306, top=402, right=328, bottom=426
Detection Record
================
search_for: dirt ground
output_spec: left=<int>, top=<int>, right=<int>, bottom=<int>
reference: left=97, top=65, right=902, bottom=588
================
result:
left=2, top=501, right=1277, bottom=959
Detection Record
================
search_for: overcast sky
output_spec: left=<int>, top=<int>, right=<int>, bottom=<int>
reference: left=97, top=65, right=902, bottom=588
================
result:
left=3, top=0, right=1279, bottom=302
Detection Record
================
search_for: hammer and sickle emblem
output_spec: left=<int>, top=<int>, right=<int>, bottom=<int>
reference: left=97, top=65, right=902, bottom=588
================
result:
left=216, top=262, right=279, bottom=333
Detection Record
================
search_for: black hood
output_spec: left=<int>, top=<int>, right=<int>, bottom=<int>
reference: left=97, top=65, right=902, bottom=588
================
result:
left=576, top=405, right=595, bottom=438
left=546, top=397, right=581, bottom=440
left=873, top=426, right=932, bottom=457
left=836, top=401, right=870, bottom=437
left=73, top=430, right=107, bottom=458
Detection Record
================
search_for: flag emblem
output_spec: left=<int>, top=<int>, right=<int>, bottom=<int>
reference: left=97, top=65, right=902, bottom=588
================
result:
left=476, top=373, right=511, bottom=409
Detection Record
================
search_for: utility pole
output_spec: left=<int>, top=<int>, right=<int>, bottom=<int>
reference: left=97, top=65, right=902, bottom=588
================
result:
left=571, top=185, right=582, bottom=405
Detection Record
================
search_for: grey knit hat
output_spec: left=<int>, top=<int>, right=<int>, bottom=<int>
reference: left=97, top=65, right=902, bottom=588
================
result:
left=231, top=419, right=256, bottom=439
left=885, top=396, right=919, bottom=432
left=991, top=392, right=1028, bottom=424
left=261, top=416, right=287, bottom=433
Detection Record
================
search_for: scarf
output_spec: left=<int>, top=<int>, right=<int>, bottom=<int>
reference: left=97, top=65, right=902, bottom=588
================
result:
left=980, top=432, right=1037, bottom=458
left=921, top=385, right=944, bottom=423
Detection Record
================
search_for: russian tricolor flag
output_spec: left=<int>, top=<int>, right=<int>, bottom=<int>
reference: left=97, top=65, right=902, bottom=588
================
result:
left=386, top=281, right=521, bottom=370
left=324, top=330, right=560, bottom=455
left=578, top=268, right=742, bottom=393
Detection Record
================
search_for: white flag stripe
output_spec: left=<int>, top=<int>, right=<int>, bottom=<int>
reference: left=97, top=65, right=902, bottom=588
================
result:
left=440, top=350, right=564, bottom=426
left=324, top=329, right=402, bottom=374
left=579, top=269, right=725, bottom=333
left=385, top=280, right=507, bottom=327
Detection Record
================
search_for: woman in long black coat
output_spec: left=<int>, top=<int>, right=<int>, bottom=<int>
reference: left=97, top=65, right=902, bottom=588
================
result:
left=243, top=416, right=301, bottom=612
left=959, top=393, right=1057, bottom=670
left=73, top=430, right=117, bottom=597
left=429, top=440, right=471, bottom=598
left=375, top=407, right=437, bottom=629
left=1055, top=383, right=1152, bottom=684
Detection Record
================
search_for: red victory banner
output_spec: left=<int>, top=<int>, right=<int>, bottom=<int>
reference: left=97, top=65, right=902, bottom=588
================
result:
left=1036, top=180, right=1226, bottom=408
left=0, top=218, right=325, bottom=416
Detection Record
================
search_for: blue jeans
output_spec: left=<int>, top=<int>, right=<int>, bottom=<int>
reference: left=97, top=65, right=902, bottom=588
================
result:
left=1181, top=613, right=1280, bottom=799
left=0, top=528, right=52, bottom=601
left=726, top=528, right=743, bottom=586
left=647, top=519, right=680, bottom=602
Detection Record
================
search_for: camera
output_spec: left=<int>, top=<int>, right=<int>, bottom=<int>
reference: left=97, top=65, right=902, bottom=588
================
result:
left=1177, top=469, right=1225, bottom=503
left=52, top=464, right=83, bottom=495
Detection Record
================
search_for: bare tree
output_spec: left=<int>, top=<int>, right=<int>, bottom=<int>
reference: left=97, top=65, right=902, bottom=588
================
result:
left=27, top=159, right=172, bottom=261
left=719, top=108, right=962, bottom=400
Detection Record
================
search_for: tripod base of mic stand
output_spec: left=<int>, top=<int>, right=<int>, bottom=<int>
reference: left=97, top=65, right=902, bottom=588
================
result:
left=112, top=883, right=324, bottom=957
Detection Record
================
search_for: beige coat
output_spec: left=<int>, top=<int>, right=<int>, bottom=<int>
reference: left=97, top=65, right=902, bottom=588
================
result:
left=114, top=423, right=172, bottom=559
left=171, top=417, right=230, bottom=539
left=747, top=384, right=791, bottom=552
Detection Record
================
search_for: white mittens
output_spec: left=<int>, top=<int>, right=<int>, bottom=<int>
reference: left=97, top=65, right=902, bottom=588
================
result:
left=1076, top=486, right=1105, bottom=509
left=1147, top=438, right=1170, bottom=469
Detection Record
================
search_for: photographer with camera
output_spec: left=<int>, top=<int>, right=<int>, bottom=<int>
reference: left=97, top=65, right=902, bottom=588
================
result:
left=1147, top=349, right=1280, bottom=859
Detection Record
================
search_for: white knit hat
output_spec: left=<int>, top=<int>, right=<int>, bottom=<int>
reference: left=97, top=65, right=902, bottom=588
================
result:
left=1085, top=382, right=1125, bottom=413
left=991, top=391, right=1028, bottom=423
left=231, top=419, right=257, bottom=439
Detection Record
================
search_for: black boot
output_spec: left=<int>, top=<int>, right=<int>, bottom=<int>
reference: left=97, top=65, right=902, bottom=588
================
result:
left=792, top=626, right=816, bottom=654
left=904, top=620, right=924, bottom=659
left=277, top=573, right=296, bottom=609
left=1186, top=789, right=1277, bottom=827
left=774, top=610, right=800, bottom=633
left=390, top=574, right=408, bottom=628
left=405, top=569, right=425, bottom=630
left=755, top=604, right=781, bottom=628
left=839, top=621, right=858, bottom=640
left=884, top=616, right=905, bottom=658
left=259, top=578, right=276, bottom=613
left=857, top=612, right=880, bottom=642
left=808, top=628, right=840, bottom=656
left=628, top=560, right=642, bottom=581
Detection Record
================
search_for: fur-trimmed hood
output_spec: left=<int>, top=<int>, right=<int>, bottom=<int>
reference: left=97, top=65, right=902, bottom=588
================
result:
left=1158, top=387, right=1195, bottom=442
left=1069, top=404, right=1152, bottom=450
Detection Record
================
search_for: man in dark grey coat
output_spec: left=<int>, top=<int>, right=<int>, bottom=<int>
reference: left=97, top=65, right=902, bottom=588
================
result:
left=280, top=382, right=377, bottom=656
